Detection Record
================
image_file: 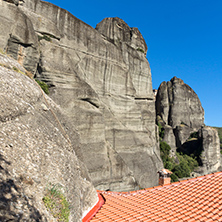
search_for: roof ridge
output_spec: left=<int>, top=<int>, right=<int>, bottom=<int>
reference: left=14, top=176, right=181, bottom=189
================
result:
left=91, top=171, right=222, bottom=221
left=97, top=171, right=222, bottom=195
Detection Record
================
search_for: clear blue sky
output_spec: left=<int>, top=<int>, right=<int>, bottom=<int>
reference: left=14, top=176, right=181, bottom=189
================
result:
left=45, top=0, right=222, bottom=127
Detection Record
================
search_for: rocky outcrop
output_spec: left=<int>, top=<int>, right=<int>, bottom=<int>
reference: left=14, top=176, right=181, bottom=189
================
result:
left=199, top=127, right=221, bottom=174
left=0, top=0, right=162, bottom=192
left=156, top=76, right=204, bottom=130
left=156, top=77, right=221, bottom=174
left=0, top=53, right=97, bottom=221
left=156, top=77, right=204, bottom=151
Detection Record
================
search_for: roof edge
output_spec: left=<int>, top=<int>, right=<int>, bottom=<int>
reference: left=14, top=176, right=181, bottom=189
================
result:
left=98, top=171, right=222, bottom=195
left=82, top=193, right=105, bottom=222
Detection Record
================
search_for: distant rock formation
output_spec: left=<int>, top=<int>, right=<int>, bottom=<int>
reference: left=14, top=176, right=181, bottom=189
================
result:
left=156, top=77, right=204, bottom=129
left=156, top=77, right=221, bottom=174
left=199, top=127, right=221, bottom=174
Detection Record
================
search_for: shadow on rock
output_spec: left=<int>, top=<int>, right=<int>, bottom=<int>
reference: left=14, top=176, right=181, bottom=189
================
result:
left=0, top=154, right=43, bottom=222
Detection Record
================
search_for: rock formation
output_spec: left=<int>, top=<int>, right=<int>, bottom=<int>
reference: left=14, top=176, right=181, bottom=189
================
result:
left=1, top=0, right=221, bottom=220
left=156, top=77, right=221, bottom=174
left=0, top=0, right=163, bottom=192
left=199, top=127, right=221, bottom=174
left=0, top=53, right=97, bottom=221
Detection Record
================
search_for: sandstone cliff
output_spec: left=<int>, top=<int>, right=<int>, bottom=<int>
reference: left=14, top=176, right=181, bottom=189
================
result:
left=156, top=77, right=221, bottom=174
left=0, top=0, right=162, bottom=192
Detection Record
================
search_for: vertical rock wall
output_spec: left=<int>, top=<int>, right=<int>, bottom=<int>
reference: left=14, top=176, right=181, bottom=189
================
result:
left=0, top=0, right=163, bottom=192
left=199, top=127, right=221, bottom=174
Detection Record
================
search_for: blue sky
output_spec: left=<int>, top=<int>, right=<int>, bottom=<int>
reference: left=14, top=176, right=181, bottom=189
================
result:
left=45, top=0, right=222, bottom=127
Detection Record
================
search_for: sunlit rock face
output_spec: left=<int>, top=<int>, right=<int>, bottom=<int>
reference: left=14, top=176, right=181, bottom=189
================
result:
left=199, top=127, right=221, bottom=174
left=156, top=77, right=221, bottom=175
left=0, top=0, right=163, bottom=194
left=156, top=76, right=204, bottom=130
left=0, top=53, right=97, bottom=222
left=156, top=76, right=205, bottom=152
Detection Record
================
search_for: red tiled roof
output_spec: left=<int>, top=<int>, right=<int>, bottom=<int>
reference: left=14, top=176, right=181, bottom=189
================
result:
left=82, top=193, right=105, bottom=222
left=90, top=171, right=222, bottom=221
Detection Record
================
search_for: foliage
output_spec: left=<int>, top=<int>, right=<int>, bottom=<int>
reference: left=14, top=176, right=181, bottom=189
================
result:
left=38, top=34, right=52, bottom=42
left=43, top=183, right=70, bottom=222
left=13, top=66, right=26, bottom=75
left=159, top=140, right=199, bottom=182
left=160, top=141, right=171, bottom=160
left=189, top=131, right=199, bottom=139
left=13, top=66, right=19, bottom=72
left=158, top=122, right=165, bottom=139
left=137, top=48, right=145, bottom=53
left=173, top=161, right=190, bottom=178
left=170, top=173, right=179, bottom=182
left=35, top=79, right=49, bottom=94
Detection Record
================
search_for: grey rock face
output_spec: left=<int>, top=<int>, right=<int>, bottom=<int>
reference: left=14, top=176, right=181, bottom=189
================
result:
left=199, top=127, right=221, bottom=174
left=0, top=0, right=162, bottom=193
left=96, top=17, right=147, bottom=56
left=156, top=77, right=221, bottom=175
left=0, top=1, right=39, bottom=73
left=156, top=76, right=204, bottom=148
left=163, top=125, right=176, bottom=153
left=0, top=54, right=97, bottom=221
left=156, top=76, right=204, bottom=129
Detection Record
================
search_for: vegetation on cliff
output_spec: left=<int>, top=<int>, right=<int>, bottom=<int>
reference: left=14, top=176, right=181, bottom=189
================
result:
left=43, top=184, right=70, bottom=222
left=160, top=141, right=199, bottom=182
left=35, top=79, right=50, bottom=94
left=159, top=124, right=199, bottom=182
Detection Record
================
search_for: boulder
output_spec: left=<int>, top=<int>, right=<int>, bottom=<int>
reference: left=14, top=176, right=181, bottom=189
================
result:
left=0, top=53, right=97, bottom=221
left=163, top=125, right=176, bottom=153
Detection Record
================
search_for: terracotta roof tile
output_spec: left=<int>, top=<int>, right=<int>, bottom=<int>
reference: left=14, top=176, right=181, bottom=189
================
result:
left=87, top=171, right=222, bottom=222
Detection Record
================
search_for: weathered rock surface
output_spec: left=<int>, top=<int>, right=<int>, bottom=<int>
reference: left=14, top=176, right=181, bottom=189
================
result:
left=199, top=127, right=221, bottom=174
left=156, top=77, right=204, bottom=151
left=0, top=0, right=221, bottom=220
left=0, top=0, right=163, bottom=192
left=156, top=76, right=204, bottom=129
left=156, top=77, right=221, bottom=174
left=0, top=53, right=97, bottom=221
left=0, top=0, right=39, bottom=73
